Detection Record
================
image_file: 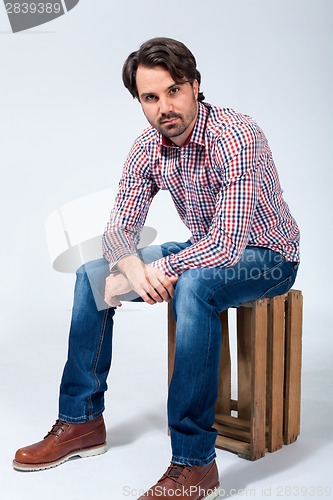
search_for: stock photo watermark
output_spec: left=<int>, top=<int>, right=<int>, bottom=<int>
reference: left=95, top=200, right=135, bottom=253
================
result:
left=3, top=0, right=80, bottom=32
left=122, top=484, right=332, bottom=497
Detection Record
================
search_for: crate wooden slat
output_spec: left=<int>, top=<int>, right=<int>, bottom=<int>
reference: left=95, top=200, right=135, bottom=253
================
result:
left=266, top=294, right=285, bottom=452
left=214, top=422, right=250, bottom=443
left=250, top=299, right=268, bottom=460
left=215, top=414, right=250, bottom=431
left=215, top=434, right=252, bottom=457
left=284, top=290, right=303, bottom=444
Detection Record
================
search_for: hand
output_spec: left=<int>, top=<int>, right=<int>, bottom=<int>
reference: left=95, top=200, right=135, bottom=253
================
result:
left=104, top=273, right=131, bottom=308
left=117, top=255, right=178, bottom=305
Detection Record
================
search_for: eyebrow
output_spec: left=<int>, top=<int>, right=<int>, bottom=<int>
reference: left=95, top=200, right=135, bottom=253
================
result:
left=140, top=81, right=186, bottom=99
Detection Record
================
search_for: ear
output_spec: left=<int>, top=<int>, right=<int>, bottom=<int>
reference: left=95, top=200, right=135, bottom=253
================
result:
left=192, top=79, right=199, bottom=100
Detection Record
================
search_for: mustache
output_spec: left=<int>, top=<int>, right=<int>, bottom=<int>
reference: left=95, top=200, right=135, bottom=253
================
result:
left=159, top=113, right=181, bottom=124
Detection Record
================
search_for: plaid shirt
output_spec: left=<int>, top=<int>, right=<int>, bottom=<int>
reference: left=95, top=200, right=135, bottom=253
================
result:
left=102, top=102, right=300, bottom=278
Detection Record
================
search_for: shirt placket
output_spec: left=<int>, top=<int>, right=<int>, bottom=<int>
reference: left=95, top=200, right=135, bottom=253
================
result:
left=181, top=145, right=202, bottom=242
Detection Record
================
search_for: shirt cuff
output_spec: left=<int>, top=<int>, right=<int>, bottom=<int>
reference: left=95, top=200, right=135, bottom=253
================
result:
left=150, top=256, right=179, bottom=278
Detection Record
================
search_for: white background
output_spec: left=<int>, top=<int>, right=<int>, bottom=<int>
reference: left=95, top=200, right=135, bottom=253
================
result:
left=0, top=0, right=332, bottom=499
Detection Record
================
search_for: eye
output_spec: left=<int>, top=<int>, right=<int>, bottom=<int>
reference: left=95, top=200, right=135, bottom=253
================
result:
left=169, top=87, right=180, bottom=95
left=144, top=94, right=158, bottom=102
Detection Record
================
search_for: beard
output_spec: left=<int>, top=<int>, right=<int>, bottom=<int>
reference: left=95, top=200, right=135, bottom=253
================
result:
left=150, top=90, right=198, bottom=139
left=158, top=113, right=191, bottom=138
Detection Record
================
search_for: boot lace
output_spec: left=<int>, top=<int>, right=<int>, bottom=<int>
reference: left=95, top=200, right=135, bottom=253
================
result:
left=44, top=419, right=70, bottom=439
left=162, top=463, right=192, bottom=485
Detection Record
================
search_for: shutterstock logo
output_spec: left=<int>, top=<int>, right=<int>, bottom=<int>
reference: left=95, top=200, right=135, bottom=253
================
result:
left=3, top=0, right=80, bottom=33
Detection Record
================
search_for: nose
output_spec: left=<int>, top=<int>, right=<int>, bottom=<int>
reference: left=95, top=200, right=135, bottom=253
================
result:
left=159, top=96, right=173, bottom=115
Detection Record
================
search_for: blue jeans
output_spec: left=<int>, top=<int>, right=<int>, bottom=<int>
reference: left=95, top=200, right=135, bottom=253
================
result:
left=59, top=241, right=299, bottom=466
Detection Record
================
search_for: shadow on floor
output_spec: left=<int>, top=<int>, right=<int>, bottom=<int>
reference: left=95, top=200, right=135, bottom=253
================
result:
left=107, top=409, right=167, bottom=448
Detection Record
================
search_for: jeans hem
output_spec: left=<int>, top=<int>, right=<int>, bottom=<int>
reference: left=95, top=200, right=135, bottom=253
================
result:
left=58, top=408, right=104, bottom=424
left=171, top=451, right=216, bottom=467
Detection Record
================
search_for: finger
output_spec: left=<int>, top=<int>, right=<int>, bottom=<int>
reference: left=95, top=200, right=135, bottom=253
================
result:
left=150, top=280, right=172, bottom=302
left=140, top=291, right=158, bottom=305
left=146, top=286, right=164, bottom=303
left=142, top=286, right=163, bottom=304
left=157, top=276, right=177, bottom=299
left=145, top=272, right=176, bottom=302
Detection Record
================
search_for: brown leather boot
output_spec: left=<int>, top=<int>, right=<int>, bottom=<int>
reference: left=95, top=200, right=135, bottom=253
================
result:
left=138, top=460, right=220, bottom=499
left=13, top=416, right=107, bottom=472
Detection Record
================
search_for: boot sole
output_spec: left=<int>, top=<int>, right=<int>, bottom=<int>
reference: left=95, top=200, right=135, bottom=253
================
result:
left=201, top=483, right=220, bottom=500
left=12, top=442, right=108, bottom=472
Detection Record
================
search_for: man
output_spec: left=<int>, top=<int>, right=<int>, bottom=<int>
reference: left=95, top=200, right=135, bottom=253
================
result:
left=13, top=38, right=300, bottom=500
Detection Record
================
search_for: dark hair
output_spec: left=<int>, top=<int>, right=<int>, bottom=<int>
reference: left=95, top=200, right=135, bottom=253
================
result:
left=122, top=37, right=205, bottom=102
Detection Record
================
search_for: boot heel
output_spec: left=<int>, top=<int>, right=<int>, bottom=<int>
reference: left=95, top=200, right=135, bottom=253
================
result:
left=77, top=443, right=108, bottom=458
left=203, top=485, right=220, bottom=500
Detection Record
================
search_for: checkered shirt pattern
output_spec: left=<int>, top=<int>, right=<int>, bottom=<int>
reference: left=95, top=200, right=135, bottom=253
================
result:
left=102, top=102, right=300, bottom=278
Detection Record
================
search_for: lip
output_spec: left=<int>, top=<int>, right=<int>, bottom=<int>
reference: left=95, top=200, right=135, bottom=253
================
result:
left=161, top=117, right=179, bottom=125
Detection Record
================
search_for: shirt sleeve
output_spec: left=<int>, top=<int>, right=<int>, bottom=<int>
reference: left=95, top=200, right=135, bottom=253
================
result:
left=102, top=139, right=159, bottom=271
left=150, top=127, right=265, bottom=277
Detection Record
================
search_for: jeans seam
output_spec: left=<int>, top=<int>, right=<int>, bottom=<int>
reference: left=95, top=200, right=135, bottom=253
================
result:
left=205, top=260, right=287, bottom=304
left=191, top=301, right=214, bottom=459
left=87, top=307, right=110, bottom=418
left=256, top=275, right=292, bottom=300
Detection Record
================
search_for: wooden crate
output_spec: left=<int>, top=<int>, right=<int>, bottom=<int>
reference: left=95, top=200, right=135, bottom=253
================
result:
left=167, top=290, right=303, bottom=461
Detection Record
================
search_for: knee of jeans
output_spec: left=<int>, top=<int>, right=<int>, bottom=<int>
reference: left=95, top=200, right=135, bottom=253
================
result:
left=174, top=269, right=209, bottom=305
left=139, top=245, right=164, bottom=264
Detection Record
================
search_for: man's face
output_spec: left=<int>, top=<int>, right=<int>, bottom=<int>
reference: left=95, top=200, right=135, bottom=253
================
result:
left=136, top=64, right=199, bottom=147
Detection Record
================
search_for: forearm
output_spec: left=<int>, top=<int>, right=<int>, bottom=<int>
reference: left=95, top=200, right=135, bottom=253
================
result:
left=117, top=254, right=145, bottom=277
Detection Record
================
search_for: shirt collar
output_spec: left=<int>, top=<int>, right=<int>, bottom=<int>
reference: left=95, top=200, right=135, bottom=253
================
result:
left=160, top=101, right=210, bottom=148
